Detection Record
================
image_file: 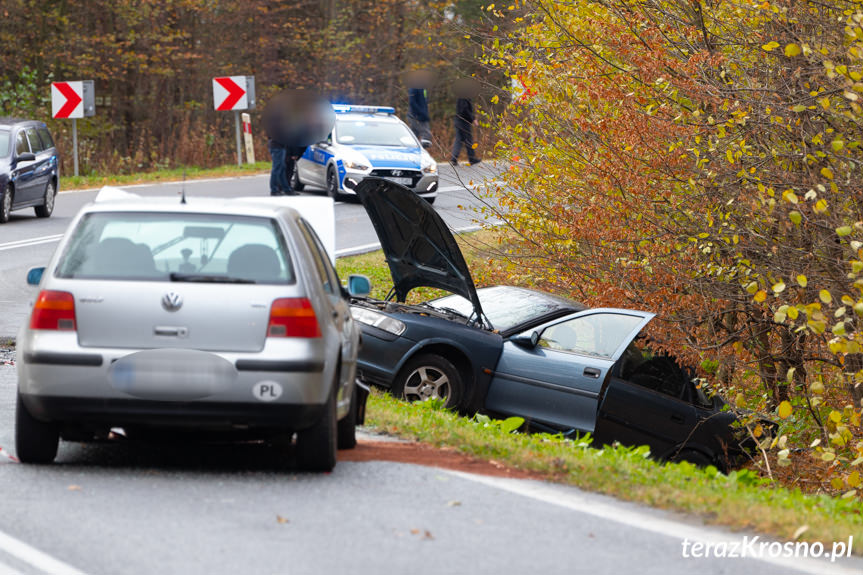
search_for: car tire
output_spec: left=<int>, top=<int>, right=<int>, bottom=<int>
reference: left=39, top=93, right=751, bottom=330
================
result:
left=15, top=393, right=59, bottom=464
left=326, top=165, right=345, bottom=202
left=336, top=385, right=358, bottom=450
left=291, top=166, right=305, bottom=191
left=296, top=384, right=337, bottom=471
left=392, top=353, right=463, bottom=409
left=34, top=180, right=56, bottom=218
left=0, top=185, right=11, bottom=224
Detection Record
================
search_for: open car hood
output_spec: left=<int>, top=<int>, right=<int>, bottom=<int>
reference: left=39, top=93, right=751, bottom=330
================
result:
left=355, top=177, right=485, bottom=324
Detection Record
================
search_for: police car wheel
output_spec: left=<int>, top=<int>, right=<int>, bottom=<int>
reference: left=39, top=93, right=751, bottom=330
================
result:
left=291, top=166, right=304, bottom=191
left=326, top=165, right=344, bottom=201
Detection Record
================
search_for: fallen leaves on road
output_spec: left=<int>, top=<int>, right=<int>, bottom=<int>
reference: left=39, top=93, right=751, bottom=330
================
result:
left=276, top=515, right=289, bottom=524
left=68, top=485, right=82, bottom=491
left=446, top=500, right=461, bottom=507
left=410, top=528, right=434, bottom=540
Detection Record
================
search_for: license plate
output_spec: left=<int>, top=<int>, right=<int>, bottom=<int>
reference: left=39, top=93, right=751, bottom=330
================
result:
left=384, top=177, right=412, bottom=186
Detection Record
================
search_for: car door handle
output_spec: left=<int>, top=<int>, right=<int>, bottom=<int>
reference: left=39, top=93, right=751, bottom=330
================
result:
left=583, top=367, right=601, bottom=379
left=670, top=414, right=685, bottom=424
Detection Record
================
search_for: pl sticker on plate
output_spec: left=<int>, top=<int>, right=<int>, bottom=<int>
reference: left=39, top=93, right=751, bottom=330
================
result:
left=253, top=381, right=283, bottom=402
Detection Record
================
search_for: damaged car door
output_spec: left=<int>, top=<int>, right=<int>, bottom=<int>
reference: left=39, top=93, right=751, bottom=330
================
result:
left=485, top=309, right=653, bottom=434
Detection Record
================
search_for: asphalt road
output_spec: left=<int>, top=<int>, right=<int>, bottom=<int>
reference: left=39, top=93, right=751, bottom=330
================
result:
left=0, top=363, right=860, bottom=575
left=0, top=164, right=502, bottom=339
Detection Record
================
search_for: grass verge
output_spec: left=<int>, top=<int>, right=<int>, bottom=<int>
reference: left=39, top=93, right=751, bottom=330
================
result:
left=60, top=162, right=271, bottom=191
left=365, top=390, right=863, bottom=553
left=336, top=238, right=863, bottom=553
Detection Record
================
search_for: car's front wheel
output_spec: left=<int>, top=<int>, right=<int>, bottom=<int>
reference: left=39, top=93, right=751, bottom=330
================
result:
left=34, top=180, right=56, bottom=218
left=326, top=165, right=345, bottom=202
left=393, top=353, right=463, bottom=409
left=15, top=393, right=59, bottom=464
left=291, top=166, right=305, bottom=191
left=296, top=385, right=337, bottom=471
left=0, top=186, right=12, bottom=224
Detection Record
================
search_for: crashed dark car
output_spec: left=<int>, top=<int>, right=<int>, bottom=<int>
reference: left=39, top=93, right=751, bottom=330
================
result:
left=351, top=178, right=753, bottom=470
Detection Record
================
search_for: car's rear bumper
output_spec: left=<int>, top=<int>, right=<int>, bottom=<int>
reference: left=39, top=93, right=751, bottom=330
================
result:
left=20, top=393, right=325, bottom=431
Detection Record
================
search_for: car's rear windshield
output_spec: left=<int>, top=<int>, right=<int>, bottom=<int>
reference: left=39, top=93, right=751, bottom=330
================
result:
left=56, top=212, right=296, bottom=284
left=336, top=119, right=417, bottom=147
left=429, top=286, right=580, bottom=333
left=0, top=130, right=10, bottom=158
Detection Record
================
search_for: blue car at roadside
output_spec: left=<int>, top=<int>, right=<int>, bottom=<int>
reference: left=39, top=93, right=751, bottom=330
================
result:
left=0, top=118, right=59, bottom=224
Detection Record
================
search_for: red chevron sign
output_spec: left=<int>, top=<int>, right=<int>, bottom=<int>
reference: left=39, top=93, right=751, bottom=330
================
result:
left=51, top=82, right=83, bottom=119
left=213, top=76, right=248, bottom=111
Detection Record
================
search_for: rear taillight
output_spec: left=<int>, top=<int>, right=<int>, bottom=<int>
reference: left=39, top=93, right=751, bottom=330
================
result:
left=30, top=290, right=76, bottom=331
left=267, top=298, right=321, bottom=338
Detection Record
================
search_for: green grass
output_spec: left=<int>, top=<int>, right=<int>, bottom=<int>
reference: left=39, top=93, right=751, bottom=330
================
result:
left=337, top=241, right=863, bottom=554
left=60, top=162, right=271, bottom=191
left=365, top=391, right=863, bottom=553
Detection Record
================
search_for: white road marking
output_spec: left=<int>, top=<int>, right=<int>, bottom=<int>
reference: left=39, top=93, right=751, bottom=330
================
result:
left=0, top=235, right=64, bottom=252
left=447, top=471, right=860, bottom=575
left=0, top=529, right=87, bottom=575
left=333, top=223, right=497, bottom=258
left=0, top=561, right=23, bottom=575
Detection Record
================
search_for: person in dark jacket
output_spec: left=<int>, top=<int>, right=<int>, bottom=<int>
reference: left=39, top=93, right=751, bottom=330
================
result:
left=450, top=96, right=480, bottom=166
left=263, top=94, right=291, bottom=196
left=408, top=87, right=432, bottom=147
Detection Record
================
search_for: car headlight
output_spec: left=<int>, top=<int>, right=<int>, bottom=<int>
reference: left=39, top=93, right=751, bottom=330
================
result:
left=350, top=306, right=407, bottom=336
left=422, top=160, right=437, bottom=174
left=344, top=160, right=369, bottom=171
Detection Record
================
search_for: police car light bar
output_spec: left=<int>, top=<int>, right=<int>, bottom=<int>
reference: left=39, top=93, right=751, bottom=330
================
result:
left=332, top=104, right=395, bottom=115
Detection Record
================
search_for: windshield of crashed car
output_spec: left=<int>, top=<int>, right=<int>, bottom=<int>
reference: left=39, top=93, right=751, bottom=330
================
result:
left=429, top=287, right=572, bottom=333
left=336, top=120, right=417, bottom=147
left=0, top=130, right=10, bottom=158
left=56, top=211, right=296, bottom=284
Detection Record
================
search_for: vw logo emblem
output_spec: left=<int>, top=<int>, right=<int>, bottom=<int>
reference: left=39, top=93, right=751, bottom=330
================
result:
left=161, top=292, right=183, bottom=312
left=391, top=169, right=403, bottom=177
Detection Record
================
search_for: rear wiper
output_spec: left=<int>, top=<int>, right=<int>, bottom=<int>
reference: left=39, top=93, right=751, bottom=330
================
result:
left=169, top=273, right=255, bottom=284
left=421, top=303, right=468, bottom=318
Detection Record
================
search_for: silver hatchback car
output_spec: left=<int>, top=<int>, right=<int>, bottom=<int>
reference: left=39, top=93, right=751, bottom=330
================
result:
left=16, top=188, right=368, bottom=471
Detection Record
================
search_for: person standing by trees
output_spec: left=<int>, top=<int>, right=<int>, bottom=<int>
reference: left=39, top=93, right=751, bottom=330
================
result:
left=407, top=70, right=433, bottom=148
left=263, top=93, right=291, bottom=196
left=450, top=87, right=480, bottom=166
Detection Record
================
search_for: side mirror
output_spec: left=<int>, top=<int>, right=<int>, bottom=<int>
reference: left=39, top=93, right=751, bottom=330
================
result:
left=420, top=139, right=432, bottom=149
left=511, top=330, right=540, bottom=349
left=26, top=267, right=45, bottom=286
left=17, top=152, right=36, bottom=162
left=347, top=274, right=371, bottom=297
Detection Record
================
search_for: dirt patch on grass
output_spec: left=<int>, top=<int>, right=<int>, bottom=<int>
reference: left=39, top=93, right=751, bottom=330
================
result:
left=339, top=439, right=544, bottom=480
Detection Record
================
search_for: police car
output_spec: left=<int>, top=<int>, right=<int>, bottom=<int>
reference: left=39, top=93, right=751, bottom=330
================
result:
left=292, top=105, right=439, bottom=203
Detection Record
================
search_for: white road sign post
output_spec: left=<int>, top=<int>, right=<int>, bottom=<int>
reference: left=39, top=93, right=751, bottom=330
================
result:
left=213, top=76, right=256, bottom=166
left=241, top=113, right=255, bottom=164
left=51, top=80, right=95, bottom=176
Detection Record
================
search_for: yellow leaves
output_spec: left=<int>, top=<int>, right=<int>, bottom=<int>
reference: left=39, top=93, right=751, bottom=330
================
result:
left=772, top=281, right=786, bottom=294
left=784, top=43, right=801, bottom=57
left=789, top=211, right=802, bottom=225
left=787, top=306, right=799, bottom=320
left=754, top=289, right=767, bottom=303
left=821, top=167, right=834, bottom=180
left=782, top=189, right=798, bottom=204
left=820, top=289, right=833, bottom=304
left=814, top=199, right=828, bottom=214
left=762, top=41, right=780, bottom=52
left=778, top=400, right=793, bottom=419
left=490, top=95, right=499, bottom=104
left=829, top=410, right=842, bottom=423
left=796, top=274, right=808, bottom=287
left=836, top=225, right=853, bottom=237
left=726, top=149, right=734, bottom=164
left=849, top=471, right=861, bottom=488
left=735, top=393, right=746, bottom=408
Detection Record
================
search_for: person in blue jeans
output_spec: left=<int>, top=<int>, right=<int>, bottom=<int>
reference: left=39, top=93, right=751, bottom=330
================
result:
left=264, top=94, right=291, bottom=195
